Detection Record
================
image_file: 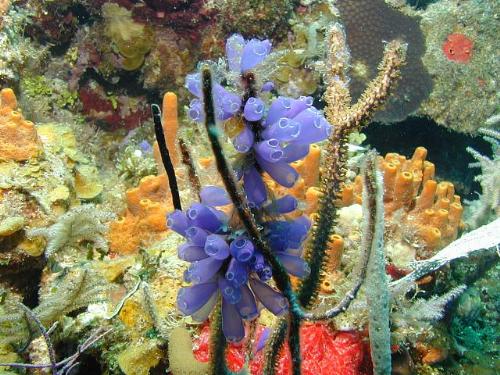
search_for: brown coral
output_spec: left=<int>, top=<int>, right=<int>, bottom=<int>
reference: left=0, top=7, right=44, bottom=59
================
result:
left=108, top=174, right=172, bottom=254
left=0, top=89, right=41, bottom=161
left=336, top=0, right=432, bottom=123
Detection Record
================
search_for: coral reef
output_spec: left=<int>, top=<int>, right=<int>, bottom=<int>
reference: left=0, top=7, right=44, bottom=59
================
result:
left=0, top=2, right=498, bottom=375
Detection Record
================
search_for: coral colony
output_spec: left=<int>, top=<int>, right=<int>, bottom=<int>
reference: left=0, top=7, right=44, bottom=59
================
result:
left=1, top=2, right=500, bottom=375
left=169, top=35, right=329, bottom=342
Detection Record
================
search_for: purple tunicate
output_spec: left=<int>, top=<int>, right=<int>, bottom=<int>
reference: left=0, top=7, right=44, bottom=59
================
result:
left=226, top=258, right=248, bottom=287
left=295, top=215, right=312, bottom=232
left=261, top=81, right=275, bottom=92
left=284, top=96, right=314, bottom=118
left=292, top=108, right=332, bottom=144
left=255, top=327, right=271, bottom=352
left=237, top=284, right=258, bottom=320
left=204, top=234, right=230, bottom=260
left=185, top=256, right=223, bottom=284
left=216, top=86, right=242, bottom=117
left=208, top=207, right=228, bottom=227
left=230, top=236, right=255, bottom=262
left=222, top=297, right=245, bottom=342
left=249, top=252, right=265, bottom=272
left=185, top=226, right=208, bottom=247
left=178, top=243, right=209, bottom=262
left=167, top=210, right=189, bottom=235
left=226, top=34, right=245, bottom=72
left=249, top=277, right=288, bottom=315
left=187, top=203, right=223, bottom=232
left=177, top=282, right=218, bottom=315
left=185, top=73, right=202, bottom=97
left=191, top=290, right=218, bottom=322
left=234, top=167, right=243, bottom=181
left=256, top=155, right=299, bottom=188
left=188, top=99, right=204, bottom=122
left=240, top=38, right=272, bottom=72
left=282, top=143, right=310, bottom=163
left=243, top=97, right=265, bottom=121
left=266, top=234, right=288, bottom=253
left=286, top=216, right=311, bottom=249
left=265, top=195, right=298, bottom=214
left=254, top=139, right=284, bottom=163
left=261, top=118, right=301, bottom=142
left=218, top=276, right=242, bottom=304
left=257, top=264, right=273, bottom=282
left=243, top=167, right=267, bottom=207
left=200, top=186, right=231, bottom=206
left=139, top=140, right=152, bottom=153
left=276, top=252, right=311, bottom=278
left=233, top=125, right=255, bottom=153
left=265, top=96, right=292, bottom=126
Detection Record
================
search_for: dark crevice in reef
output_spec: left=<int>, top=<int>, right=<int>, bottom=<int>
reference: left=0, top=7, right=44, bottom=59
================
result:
left=79, top=68, right=162, bottom=105
left=0, top=232, right=45, bottom=308
left=363, top=117, right=493, bottom=201
left=56, top=339, right=103, bottom=375
left=406, top=0, right=438, bottom=10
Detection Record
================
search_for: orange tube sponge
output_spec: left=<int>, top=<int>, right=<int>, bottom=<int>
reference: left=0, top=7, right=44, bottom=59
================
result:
left=383, top=161, right=397, bottom=201
left=153, top=92, right=180, bottom=171
left=0, top=88, right=41, bottom=161
left=326, top=234, right=344, bottom=271
left=340, top=184, right=354, bottom=206
left=346, top=147, right=463, bottom=259
left=305, top=186, right=322, bottom=215
left=418, top=226, right=442, bottom=255
left=162, top=92, right=179, bottom=166
left=411, top=146, right=427, bottom=164
left=432, top=208, right=449, bottom=233
left=448, top=202, right=463, bottom=226
left=422, top=161, right=435, bottom=184
left=435, top=198, right=450, bottom=210
left=291, top=160, right=305, bottom=176
left=289, top=177, right=305, bottom=200
left=415, top=180, right=437, bottom=210
left=391, top=171, right=414, bottom=212
left=302, top=144, right=321, bottom=188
